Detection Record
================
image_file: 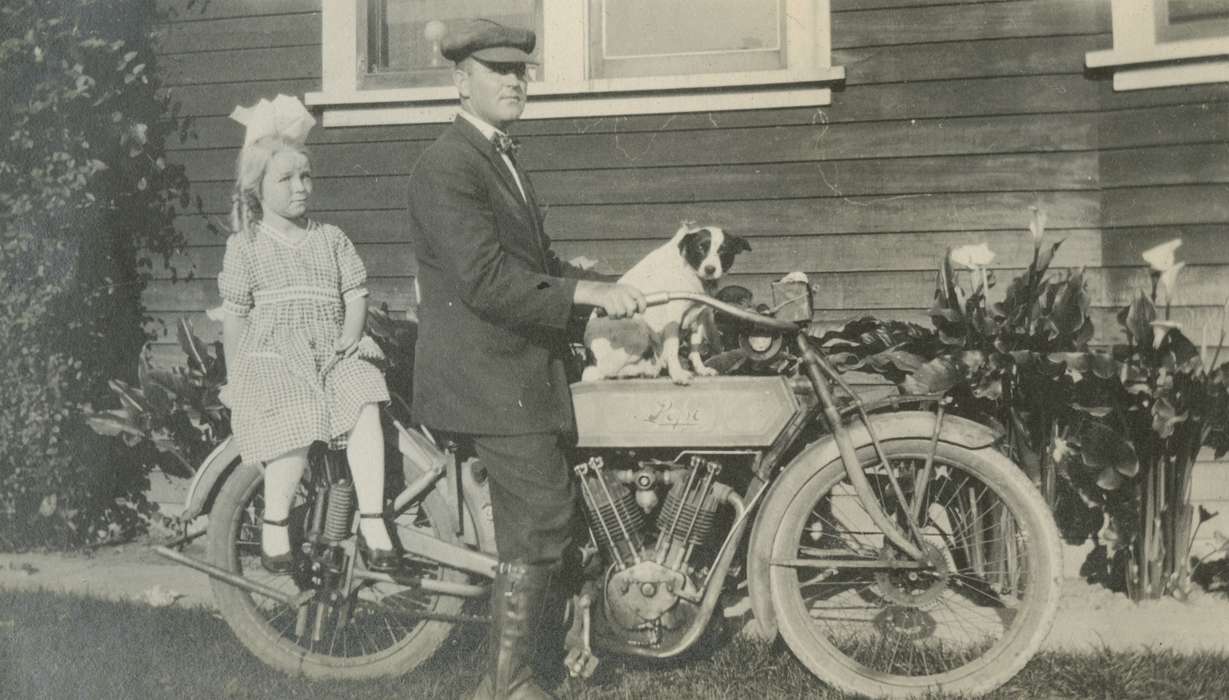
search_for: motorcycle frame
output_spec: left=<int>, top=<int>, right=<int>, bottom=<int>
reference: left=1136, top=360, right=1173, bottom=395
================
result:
left=161, top=292, right=1003, bottom=657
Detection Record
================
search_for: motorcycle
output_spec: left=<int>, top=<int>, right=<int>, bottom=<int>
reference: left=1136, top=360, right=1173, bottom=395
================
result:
left=155, top=284, right=1061, bottom=698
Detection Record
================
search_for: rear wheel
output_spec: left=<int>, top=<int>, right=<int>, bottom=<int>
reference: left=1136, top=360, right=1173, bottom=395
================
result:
left=207, top=459, right=470, bottom=679
left=764, top=439, right=1061, bottom=698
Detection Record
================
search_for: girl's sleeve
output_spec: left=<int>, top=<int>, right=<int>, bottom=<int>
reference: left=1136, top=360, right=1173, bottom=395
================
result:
left=218, top=235, right=254, bottom=317
left=333, top=226, right=369, bottom=303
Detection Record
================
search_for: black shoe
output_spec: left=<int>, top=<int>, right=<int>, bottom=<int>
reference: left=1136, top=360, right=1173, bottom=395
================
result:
left=260, top=517, right=296, bottom=575
left=358, top=513, right=402, bottom=574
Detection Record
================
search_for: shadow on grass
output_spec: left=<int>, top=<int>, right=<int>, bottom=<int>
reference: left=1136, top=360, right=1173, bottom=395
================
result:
left=3, top=589, right=1229, bottom=700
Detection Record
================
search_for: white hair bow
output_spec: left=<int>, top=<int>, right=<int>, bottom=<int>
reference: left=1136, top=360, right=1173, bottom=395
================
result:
left=229, top=94, right=316, bottom=146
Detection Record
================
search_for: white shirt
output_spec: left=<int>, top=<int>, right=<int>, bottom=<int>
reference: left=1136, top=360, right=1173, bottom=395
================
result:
left=457, top=110, right=527, bottom=203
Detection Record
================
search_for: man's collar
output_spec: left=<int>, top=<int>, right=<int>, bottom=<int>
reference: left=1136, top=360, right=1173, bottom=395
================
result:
left=457, top=110, right=504, bottom=141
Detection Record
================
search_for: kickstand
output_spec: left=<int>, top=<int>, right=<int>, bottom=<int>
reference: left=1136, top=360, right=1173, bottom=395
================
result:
left=563, top=592, right=599, bottom=679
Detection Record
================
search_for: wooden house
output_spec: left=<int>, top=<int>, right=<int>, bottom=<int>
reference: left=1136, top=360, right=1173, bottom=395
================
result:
left=146, top=0, right=1229, bottom=552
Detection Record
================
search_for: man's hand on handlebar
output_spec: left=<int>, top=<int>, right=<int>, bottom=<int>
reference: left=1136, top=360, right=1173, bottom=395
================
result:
left=574, top=281, right=647, bottom=319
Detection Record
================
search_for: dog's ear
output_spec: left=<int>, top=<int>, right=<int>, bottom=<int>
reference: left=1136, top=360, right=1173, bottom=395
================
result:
left=725, top=233, right=752, bottom=254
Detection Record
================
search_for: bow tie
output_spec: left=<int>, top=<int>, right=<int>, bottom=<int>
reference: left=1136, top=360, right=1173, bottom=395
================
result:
left=492, top=132, right=520, bottom=157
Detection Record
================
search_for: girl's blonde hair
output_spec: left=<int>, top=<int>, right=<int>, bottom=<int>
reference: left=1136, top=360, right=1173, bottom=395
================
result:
left=229, top=135, right=310, bottom=237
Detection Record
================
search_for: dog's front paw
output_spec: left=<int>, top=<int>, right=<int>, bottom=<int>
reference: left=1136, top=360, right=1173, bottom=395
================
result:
left=581, top=366, right=604, bottom=382
left=694, top=364, right=719, bottom=377
left=668, top=367, right=694, bottom=385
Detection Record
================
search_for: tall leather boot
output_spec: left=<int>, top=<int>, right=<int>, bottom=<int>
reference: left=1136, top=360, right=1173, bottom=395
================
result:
left=471, top=560, right=556, bottom=700
left=531, top=544, right=582, bottom=687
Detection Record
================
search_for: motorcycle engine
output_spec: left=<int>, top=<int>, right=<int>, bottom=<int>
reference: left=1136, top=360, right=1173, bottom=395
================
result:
left=575, top=456, right=738, bottom=637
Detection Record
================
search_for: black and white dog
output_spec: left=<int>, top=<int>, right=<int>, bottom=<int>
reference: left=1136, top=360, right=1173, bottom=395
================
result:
left=582, top=223, right=751, bottom=384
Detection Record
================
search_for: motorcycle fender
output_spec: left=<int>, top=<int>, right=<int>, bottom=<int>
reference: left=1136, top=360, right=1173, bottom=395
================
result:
left=182, top=437, right=243, bottom=520
left=745, top=411, right=1003, bottom=640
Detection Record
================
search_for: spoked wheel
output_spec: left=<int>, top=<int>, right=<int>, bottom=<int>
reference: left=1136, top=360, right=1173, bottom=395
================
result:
left=207, top=461, right=471, bottom=679
left=764, top=439, right=1061, bottom=698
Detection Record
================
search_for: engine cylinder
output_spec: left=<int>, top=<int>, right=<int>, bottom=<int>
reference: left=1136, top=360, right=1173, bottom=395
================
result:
left=578, top=469, right=644, bottom=565
left=658, top=485, right=719, bottom=547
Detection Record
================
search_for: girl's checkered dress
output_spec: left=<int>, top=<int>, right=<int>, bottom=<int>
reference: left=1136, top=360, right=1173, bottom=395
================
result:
left=219, top=220, right=389, bottom=463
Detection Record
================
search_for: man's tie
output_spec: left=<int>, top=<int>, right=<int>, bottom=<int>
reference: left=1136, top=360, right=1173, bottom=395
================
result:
left=492, top=131, right=520, bottom=157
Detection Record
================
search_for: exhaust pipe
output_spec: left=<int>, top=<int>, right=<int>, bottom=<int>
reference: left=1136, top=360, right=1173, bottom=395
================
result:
left=153, top=546, right=313, bottom=607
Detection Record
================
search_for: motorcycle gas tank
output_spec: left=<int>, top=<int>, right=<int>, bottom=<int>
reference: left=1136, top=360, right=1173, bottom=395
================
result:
left=571, top=376, right=800, bottom=448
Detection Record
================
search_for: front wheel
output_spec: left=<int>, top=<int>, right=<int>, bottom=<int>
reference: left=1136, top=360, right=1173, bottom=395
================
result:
left=762, top=438, right=1062, bottom=698
left=206, top=459, right=469, bottom=680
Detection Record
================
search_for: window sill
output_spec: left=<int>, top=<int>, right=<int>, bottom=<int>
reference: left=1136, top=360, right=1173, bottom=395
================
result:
left=305, top=67, right=845, bottom=127
left=1086, top=33, right=1229, bottom=91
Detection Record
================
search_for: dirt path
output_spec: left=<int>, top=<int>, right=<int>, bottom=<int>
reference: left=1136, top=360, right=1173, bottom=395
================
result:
left=3, top=545, right=1228, bottom=655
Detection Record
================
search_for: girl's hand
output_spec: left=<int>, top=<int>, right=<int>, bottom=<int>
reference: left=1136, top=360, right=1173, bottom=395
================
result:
left=334, top=335, right=361, bottom=357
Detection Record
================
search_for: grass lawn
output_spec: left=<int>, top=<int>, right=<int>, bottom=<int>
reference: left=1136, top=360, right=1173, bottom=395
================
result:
left=3, top=589, right=1229, bottom=700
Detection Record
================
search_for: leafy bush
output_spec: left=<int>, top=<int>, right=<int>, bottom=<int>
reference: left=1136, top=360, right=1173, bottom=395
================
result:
left=818, top=211, right=1229, bottom=598
left=0, top=0, right=189, bottom=549
left=85, top=320, right=229, bottom=479
left=1056, top=280, right=1229, bottom=598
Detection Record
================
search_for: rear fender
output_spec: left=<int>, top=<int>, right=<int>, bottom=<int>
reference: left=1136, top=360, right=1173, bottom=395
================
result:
left=183, top=436, right=244, bottom=520
left=745, top=411, right=1003, bottom=640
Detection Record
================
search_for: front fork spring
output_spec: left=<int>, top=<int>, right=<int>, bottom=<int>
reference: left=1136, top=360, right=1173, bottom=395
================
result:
left=322, top=479, right=356, bottom=543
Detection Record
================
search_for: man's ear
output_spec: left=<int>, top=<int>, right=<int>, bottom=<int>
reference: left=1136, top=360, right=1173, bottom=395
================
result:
left=453, top=64, right=471, bottom=99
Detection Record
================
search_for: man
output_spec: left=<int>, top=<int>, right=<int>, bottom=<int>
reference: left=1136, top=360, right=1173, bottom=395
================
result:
left=406, top=18, right=646, bottom=700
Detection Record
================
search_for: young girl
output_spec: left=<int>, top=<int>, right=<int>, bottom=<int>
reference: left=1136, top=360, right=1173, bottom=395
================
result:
left=218, top=100, right=397, bottom=574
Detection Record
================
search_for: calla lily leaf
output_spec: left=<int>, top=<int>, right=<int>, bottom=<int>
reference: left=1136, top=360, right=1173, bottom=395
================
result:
left=1035, top=239, right=1064, bottom=276
left=1199, top=505, right=1219, bottom=524
left=1119, top=292, right=1157, bottom=344
left=867, top=349, right=926, bottom=374
left=1150, top=397, right=1187, bottom=439
left=1077, top=420, right=1138, bottom=478
left=177, top=319, right=211, bottom=372
left=1097, top=466, right=1127, bottom=491
left=84, top=410, right=145, bottom=438
left=1071, top=403, right=1114, bottom=417
left=1049, top=272, right=1089, bottom=336
left=904, top=356, right=963, bottom=395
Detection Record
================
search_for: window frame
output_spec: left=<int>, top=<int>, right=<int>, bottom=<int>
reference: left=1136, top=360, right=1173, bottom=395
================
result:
left=1085, top=0, right=1229, bottom=91
left=305, top=0, right=844, bottom=127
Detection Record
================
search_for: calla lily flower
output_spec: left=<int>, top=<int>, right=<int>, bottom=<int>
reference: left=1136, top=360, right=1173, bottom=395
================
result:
left=950, top=243, right=996, bottom=270
left=1141, top=238, right=1182, bottom=272
left=1158, top=262, right=1185, bottom=303
left=1150, top=320, right=1182, bottom=349
left=1028, top=206, right=1047, bottom=244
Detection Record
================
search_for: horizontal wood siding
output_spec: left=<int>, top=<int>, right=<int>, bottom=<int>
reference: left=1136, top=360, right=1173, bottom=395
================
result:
left=150, top=0, right=1228, bottom=503
left=148, top=0, right=1229, bottom=343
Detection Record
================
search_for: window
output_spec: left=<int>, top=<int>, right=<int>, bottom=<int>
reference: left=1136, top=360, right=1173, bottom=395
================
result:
left=1085, top=0, right=1229, bottom=91
left=589, top=0, right=786, bottom=79
left=363, top=1, right=544, bottom=90
left=307, top=0, right=843, bottom=126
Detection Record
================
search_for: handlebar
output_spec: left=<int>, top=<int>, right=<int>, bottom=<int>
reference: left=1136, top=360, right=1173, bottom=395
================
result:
left=638, top=291, right=801, bottom=332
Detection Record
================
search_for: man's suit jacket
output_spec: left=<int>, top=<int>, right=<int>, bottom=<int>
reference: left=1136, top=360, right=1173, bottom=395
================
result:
left=407, top=116, right=581, bottom=435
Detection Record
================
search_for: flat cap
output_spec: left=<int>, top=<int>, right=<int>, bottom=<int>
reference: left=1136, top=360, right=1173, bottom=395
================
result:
left=440, top=19, right=537, bottom=64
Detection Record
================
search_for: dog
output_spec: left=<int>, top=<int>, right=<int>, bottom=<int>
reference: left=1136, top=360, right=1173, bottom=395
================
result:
left=582, top=223, right=751, bottom=384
